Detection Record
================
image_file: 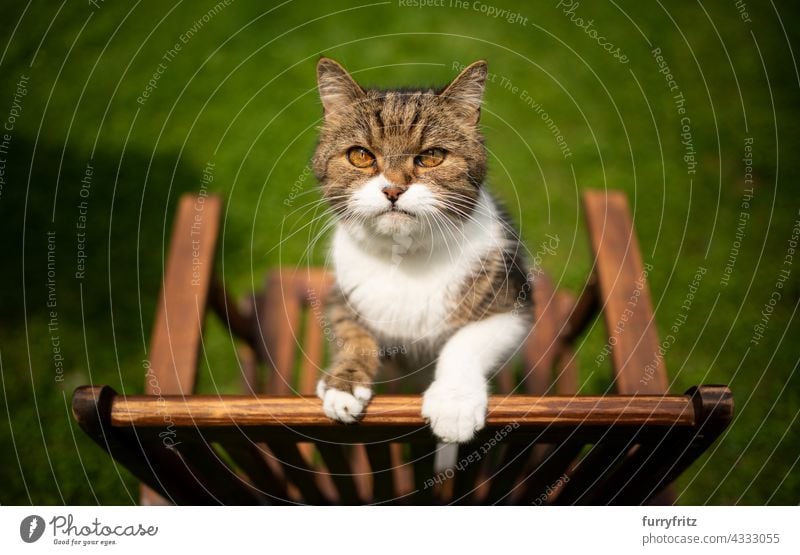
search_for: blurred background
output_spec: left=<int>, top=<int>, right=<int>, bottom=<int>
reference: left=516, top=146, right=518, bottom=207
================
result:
left=0, top=0, right=798, bottom=504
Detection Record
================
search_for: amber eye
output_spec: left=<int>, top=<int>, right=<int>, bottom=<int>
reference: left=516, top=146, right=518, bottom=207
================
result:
left=346, top=147, right=376, bottom=169
left=414, top=148, right=446, bottom=168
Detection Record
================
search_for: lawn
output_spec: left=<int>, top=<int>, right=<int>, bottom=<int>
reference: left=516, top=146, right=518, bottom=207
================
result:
left=0, top=0, right=798, bottom=504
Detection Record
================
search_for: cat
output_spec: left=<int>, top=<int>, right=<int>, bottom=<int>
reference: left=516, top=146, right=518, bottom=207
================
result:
left=312, top=57, right=533, bottom=443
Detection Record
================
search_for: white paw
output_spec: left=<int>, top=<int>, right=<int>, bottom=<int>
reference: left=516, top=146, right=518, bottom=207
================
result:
left=421, top=379, right=488, bottom=443
left=317, top=379, right=372, bottom=423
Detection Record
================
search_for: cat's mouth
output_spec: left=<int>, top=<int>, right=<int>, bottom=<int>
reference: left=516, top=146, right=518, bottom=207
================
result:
left=379, top=207, right=416, bottom=218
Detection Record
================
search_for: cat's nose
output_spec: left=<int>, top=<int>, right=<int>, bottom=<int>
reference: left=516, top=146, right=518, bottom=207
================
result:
left=382, top=186, right=406, bottom=203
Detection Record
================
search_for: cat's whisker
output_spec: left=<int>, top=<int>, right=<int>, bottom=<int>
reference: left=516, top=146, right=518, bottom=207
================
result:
left=300, top=215, right=341, bottom=264
left=441, top=195, right=522, bottom=238
left=440, top=201, right=519, bottom=245
left=437, top=201, right=504, bottom=242
left=433, top=209, right=515, bottom=301
left=427, top=212, right=459, bottom=265
left=425, top=211, right=510, bottom=306
left=265, top=205, right=341, bottom=257
left=279, top=194, right=349, bottom=227
left=419, top=213, right=438, bottom=265
left=286, top=186, right=324, bottom=201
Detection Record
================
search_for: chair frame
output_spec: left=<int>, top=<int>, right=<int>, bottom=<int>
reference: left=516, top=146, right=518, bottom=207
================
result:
left=72, top=190, right=733, bottom=505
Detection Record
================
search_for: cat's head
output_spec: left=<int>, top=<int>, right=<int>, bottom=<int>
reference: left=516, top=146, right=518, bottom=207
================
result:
left=312, top=58, right=488, bottom=238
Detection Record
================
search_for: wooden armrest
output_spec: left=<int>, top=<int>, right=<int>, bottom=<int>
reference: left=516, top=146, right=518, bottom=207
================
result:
left=74, top=385, right=706, bottom=444
left=146, top=193, right=222, bottom=395
left=582, top=189, right=668, bottom=394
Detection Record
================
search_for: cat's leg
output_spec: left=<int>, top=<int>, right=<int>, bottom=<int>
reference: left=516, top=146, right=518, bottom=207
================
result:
left=422, top=312, right=530, bottom=443
left=316, top=291, right=380, bottom=423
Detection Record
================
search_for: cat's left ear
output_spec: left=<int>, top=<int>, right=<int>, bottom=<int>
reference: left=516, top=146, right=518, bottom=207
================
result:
left=440, top=60, right=488, bottom=124
left=317, top=57, right=365, bottom=118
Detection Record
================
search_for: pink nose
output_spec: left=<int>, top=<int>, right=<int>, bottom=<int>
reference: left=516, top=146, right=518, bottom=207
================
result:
left=383, top=186, right=406, bottom=203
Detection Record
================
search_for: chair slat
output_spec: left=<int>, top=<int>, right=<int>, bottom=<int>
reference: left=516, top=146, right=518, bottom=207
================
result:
left=516, top=440, right=584, bottom=504
left=484, top=441, right=535, bottom=504
left=135, top=439, right=224, bottom=505
left=266, top=442, right=329, bottom=504
left=450, top=441, right=486, bottom=504
left=237, top=341, right=261, bottom=394
left=523, top=273, right=563, bottom=394
left=409, top=442, right=436, bottom=504
left=561, top=275, right=599, bottom=344
left=582, top=189, right=668, bottom=393
left=256, top=271, right=302, bottom=395
left=554, top=439, right=631, bottom=505
left=495, top=363, right=515, bottom=394
left=553, top=292, right=580, bottom=394
left=391, top=444, right=414, bottom=499
left=300, top=442, right=342, bottom=502
left=298, top=269, right=333, bottom=393
left=217, top=441, right=289, bottom=503
left=350, top=444, right=373, bottom=503
left=208, top=278, right=252, bottom=341
left=147, top=194, right=221, bottom=395
left=555, top=346, right=579, bottom=395
left=300, top=297, right=325, bottom=395
left=317, top=443, right=362, bottom=504
left=365, top=442, right=395, bottom=504
left=174, top=442, right=263, bottom=505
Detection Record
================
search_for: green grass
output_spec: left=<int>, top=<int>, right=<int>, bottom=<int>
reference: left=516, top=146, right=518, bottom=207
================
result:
left=1, top=0, right=798, bottom=504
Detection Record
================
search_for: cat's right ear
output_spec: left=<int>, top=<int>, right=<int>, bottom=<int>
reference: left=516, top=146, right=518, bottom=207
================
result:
left=440, top=60, right=488, bottom=125
left=317, top=57, right=364, bottom=118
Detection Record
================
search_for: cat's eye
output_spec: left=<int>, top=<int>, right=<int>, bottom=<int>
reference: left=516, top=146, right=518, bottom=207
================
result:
left=415, top=148, right=446, bottom=168
left=346, top=147, right=376, bottom=169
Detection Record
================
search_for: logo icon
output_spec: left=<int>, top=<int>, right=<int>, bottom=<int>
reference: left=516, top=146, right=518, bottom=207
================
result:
left=20, top=515, right=45, bottom=543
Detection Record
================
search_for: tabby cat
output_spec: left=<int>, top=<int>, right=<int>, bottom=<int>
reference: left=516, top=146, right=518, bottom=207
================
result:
left=313, top=58, right=532, bottom=443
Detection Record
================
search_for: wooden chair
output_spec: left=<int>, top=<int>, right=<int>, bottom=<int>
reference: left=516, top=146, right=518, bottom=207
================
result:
left=72, top=190, right=733, bottom=505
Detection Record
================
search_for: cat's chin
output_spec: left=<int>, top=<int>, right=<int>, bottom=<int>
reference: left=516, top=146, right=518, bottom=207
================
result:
left=339, top=209, right=434, bottom=249
left=370, top=210, right=419, bottom=236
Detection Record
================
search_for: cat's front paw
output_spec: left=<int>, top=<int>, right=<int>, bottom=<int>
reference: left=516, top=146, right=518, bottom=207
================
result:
left=421, top=379, right=488, bottom=443
left=316, top=379, right=373, bottom=423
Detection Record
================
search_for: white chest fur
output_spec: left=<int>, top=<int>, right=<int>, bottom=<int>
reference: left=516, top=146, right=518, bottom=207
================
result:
left=330, top=190, right=506, bottom=352
left=332, top=230, right=454, bottom=349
